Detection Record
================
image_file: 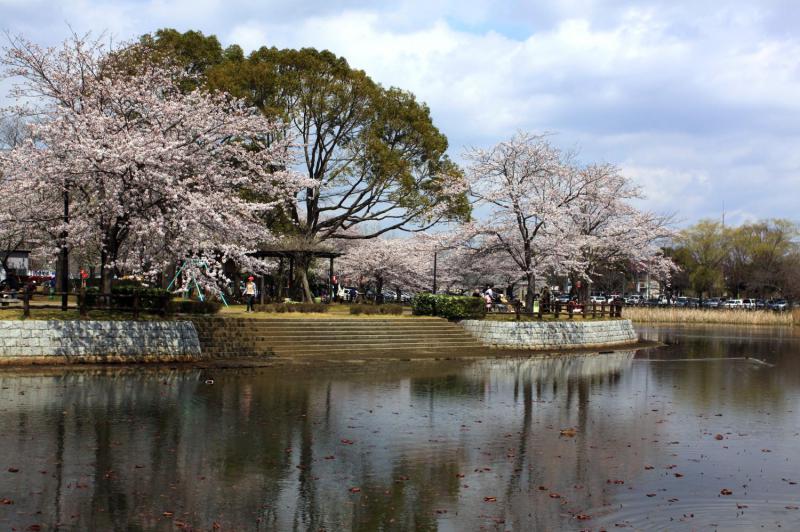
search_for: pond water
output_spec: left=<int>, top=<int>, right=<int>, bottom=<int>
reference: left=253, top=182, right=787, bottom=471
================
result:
left=1, top=325, right=799, bottom=530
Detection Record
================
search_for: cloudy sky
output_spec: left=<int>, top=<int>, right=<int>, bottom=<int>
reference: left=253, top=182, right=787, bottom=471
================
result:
left=2, top=0, right=799, bottom=226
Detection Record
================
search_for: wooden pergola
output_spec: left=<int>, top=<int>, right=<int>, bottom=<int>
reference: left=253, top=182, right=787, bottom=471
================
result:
left=247, top=247, right=342, bottom=302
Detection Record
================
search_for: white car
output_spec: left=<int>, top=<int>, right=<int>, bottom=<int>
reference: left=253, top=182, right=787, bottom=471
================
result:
left=590, top=295, right=607, bottom=304
left=742, top=298, right=756, bottom=310
left=724, top=299, right=744, bottom=309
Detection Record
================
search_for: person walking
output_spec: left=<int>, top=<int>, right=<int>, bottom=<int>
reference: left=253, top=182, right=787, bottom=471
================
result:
left=243, top=276, right=258, bottom=313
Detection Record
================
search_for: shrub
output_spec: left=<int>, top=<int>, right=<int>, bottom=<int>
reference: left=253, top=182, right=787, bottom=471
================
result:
left=83, top=286, right=100, bottom=307
left=111, top=286, right=172, bottom=311
left=411, top=293, right=485, bottom=320
left=350, top=304, right=404, bottom=315
left=169, top=299, right=223, bottom=315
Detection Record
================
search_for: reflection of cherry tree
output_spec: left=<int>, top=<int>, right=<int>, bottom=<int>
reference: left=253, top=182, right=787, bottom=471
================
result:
left=0, top=34, right=310, bottom=290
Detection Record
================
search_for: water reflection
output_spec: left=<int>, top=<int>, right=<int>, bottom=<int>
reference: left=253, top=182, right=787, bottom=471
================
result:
left=0, top=328, right=799, bottom=530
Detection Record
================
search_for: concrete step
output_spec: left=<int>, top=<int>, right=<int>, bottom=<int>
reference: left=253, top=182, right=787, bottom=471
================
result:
left=272, top=344, right=489, bottom=356
left=199, top=328, right=469, bottom=338
left=268, top=341, right=482, bottom=352
left=245, top=331, right=472, bottom=340
left=194, top=319, right=454, bottom=327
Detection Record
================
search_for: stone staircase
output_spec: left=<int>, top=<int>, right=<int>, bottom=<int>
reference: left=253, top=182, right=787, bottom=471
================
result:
left=191, top=317, right=488, bottom=359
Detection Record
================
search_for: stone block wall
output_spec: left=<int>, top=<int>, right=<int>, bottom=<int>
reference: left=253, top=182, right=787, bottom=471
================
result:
left=459, top=319, right=638, bottom=350
left=0, top=320, right=202, bottom=363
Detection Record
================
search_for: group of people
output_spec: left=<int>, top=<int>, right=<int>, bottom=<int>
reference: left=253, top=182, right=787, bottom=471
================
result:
left=473, top=286, right=510, bottom=312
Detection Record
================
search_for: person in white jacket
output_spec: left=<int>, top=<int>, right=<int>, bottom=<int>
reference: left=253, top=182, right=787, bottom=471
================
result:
left=242, top=276, right=258, bottom=312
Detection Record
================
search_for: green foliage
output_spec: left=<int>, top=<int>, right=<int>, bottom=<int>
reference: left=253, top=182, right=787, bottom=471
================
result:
left=111, top=286, right=171, bottom=309
left=349, top=304, right=403, bottom=315
left=672, top=218, right=800, bottom=299
left=170, top=299, right=223, bottom=315
left=203, top=44, right=471, bottom=234
left=139, top=28, right=225, bottom=89
left=411, top=293, right=485, bottom=320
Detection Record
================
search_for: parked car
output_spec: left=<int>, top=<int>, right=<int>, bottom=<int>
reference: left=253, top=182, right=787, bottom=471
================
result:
left=624, top=294, right=643, bottom=305
left=724, top=299, right=744, bottom=309
left=555, top=294, right=572, bottom=304
left=769, top=299, right=789, bottom=311
left=702, top=298, right=721, bottom=309
left=742, top=298, right=756, bottom=310
left=589, top=295, right=606, bottom=304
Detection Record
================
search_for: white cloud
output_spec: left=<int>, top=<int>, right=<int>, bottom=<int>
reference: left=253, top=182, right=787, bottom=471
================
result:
left=1, top=0, right=799, bottom=226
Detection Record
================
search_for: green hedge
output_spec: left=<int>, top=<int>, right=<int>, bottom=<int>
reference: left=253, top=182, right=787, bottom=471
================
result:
left=169, top=299, right=223, bottom=314
left=411, top=293, right=486, bottom=320
left=350, top=304, right=403, bottom=315
left=111, top=286, right=171, bottom=310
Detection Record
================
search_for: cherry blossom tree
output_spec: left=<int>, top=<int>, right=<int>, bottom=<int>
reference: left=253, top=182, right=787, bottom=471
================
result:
left=336, top=235, right=436, bottom=300
left=565, top=163, right=675, bottom=300
left=462, top=132, right=674, bottom=308
left=463, top=132, right=590, bottom=309
left=0, top=33, right=310, bottom=292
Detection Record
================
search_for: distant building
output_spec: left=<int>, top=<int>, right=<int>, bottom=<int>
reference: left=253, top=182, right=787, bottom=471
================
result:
left=0, top=250, right=31, bottom=281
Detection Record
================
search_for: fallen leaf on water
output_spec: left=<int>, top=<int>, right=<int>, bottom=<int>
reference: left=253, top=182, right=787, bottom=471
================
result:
left=674, top=473, right=684, bottom=478
left=575, top=514, right=592, bottom=520
left=349, top=487, right=361, bottom=493
left=549, top=493, right=561, bottom=499
left=340, top=439, right=355, bottom=445
left=7, top=468, right=19, bottom=473
left=761, top=449, right=772, bottom=453
left=720, top=489, right=733, bottom=496
left=714, top=434, right=724, bottom=440
left=560, top=428, right=578, bottom=437
left=162, top=511, right=174, bottom=517
left=538, top=485, right=548, bottom=491
left=483, top=496, right=497, bottom=502
left=644, top=466, right=654, bottom=470
left=646, top=493, right=657, bottom=497
left=737, top=504, right=748, bottom=509
left=786, top=506, right=799, bottom=510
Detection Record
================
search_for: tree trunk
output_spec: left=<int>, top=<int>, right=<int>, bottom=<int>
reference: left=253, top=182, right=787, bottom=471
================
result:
left=100, top=245, right=113, bottom=294
left=525, top=272, right=535, bottom=312
left=376, top=277, right=384, bottom=304
left=295, top=254, right=313, bottom=302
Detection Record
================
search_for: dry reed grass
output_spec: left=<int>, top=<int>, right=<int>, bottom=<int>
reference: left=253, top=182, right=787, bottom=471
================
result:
left=625, top=306, right=795, bottom=326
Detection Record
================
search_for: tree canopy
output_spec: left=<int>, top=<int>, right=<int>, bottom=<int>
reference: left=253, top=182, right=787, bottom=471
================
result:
left=140, top=30, right=469, bottom=300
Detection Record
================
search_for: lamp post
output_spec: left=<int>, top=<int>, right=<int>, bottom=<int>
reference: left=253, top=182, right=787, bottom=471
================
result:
left=60, top=184, right=69, bottom=311
left=432, top=250, right=438, bottom=294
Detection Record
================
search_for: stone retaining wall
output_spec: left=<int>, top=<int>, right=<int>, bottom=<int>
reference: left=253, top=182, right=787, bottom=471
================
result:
left=459, top=319, right=638, bottom=350
left=0, top=320, right=203, bottom=363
